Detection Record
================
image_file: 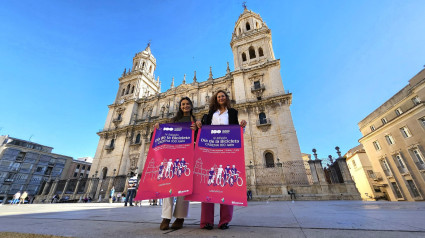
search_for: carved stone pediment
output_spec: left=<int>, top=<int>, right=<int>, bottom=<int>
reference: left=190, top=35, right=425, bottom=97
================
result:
left=116, top=107, right=126, bottom=113
left=248, top=72, right=264, bottom=82
left=129, top=155, right=139, bottom=171
left=176, top=84, right=193, bottom=93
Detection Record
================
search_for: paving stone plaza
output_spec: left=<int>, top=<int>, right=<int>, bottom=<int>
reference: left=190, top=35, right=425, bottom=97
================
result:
left=0, top=200, right=424, bottom=238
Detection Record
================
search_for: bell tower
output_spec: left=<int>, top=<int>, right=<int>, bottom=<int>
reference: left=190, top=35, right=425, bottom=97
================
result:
left=230, top=8, right=275, bottom=71
left=230, top=8, right=285, bottom=103
left=115, top=43, right=160, bottom=104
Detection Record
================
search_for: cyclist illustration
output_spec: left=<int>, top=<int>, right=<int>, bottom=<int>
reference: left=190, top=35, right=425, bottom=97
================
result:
left=207, top=167, right=215, bottom=185
left=173, top=158, right=180, bottom=175
left=157, top=162, right=165, bottom=180
left=223, top=165, right=231, bottom=186
left=177, top=158, right=190, bottom=177
left=216, top=165, right=224, bottom=186
left=230, top=165, right=243, bottom=186
left=165, top=159, right=174, bottom=178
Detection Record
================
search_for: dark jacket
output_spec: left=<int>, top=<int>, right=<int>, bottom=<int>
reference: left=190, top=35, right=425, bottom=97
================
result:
left=202, top=108, right=239, bottom=125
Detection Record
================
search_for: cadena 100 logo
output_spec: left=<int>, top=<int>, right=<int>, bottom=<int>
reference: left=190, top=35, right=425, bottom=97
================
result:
left=163, top=127, right=174, bottom=131
left=211, top=130, right=221, bottom=134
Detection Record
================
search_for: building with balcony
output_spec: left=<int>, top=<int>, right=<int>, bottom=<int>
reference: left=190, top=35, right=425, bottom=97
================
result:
left=358, top=68, right=425, bottom=201
left=345, top=145, right=387, bottom=201
left=63, top=157, right=92, bottom=179
left=0, top=135, right=72, bottom=203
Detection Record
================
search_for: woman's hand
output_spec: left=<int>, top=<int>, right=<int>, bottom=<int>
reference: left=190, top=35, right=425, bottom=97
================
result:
left=240, top=120, right=247, bottom=128
left=190, top=123, right=197, bottom=131
left=153, top=123, right=160, bottom=130
left=195, top=120, right=202, bottom=129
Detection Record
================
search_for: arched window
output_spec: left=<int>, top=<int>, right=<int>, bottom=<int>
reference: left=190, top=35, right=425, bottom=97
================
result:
left=242, top=52, right=247, bottom=62
left=256, top=22, right=259, bottom=28
left=131, top=86, right=134, bottom=94
left=238, top=28, right=241, bottom=35
left=126, top=84, right=130, bottom=94
left=246, top=22, right=251, bottom=31
left=121, top=89, right=125, bottom=96
left=149, top=66, right=152, bottom=73
left=102, top=167, right=108, bottom=179
left=135, top=133, right=141, bottom=144
left=117, top=113, right=122, bottom=120
left=110, top=139, right=115, bottom=148
left=249, top=46, right=256, bottom=59
left=259, top=47, right=264, bottom=57
left=142, top=62, right=145, bottom=69
left=265, top=152, right=274, bottom=168
left=134, top=62, right=138, bottom=69
left=259, top=112, right=267, bottom=124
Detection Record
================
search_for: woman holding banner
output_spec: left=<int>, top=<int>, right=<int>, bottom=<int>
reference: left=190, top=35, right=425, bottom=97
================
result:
left=154, top=97, right=198, bottom=230
left=196, top=90, right=247, bottom=230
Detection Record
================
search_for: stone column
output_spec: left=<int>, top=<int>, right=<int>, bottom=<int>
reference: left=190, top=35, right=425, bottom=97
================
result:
left=308, top=160, right=327, bottom=184
left=336, top=158, right=354, bottom=183
left=313, top=160, right=327, bottom=184
left=248, top=161, right=257, bottom=197
left=309, top=149, right=327, bottom=184
left=1, top=195, right=7, bottom=204
left=73, top=178, right=82, bottom=196
left=95, top=179, right=103, bottom=200
left=335, top=146, right=354, bottom=183
left=123, top=175, right=130, bottom=194
left=85, top=178, right=93, bottom=198
left=49, top=179, right=59, bottom=196
left=308, top=160, right=320, bottom=184
left=106, top=176, right=115, bottom=200
left=41, top=179, right=52, bottom=195
left=61, top=179, right=70, bottom=197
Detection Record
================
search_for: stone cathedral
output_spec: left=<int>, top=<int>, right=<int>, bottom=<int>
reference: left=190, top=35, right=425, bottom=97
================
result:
left=90, top=8, right=311, bottom=196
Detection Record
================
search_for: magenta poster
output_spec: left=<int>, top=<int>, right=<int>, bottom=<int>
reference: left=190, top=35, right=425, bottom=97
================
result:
left=135, top=122, right=194, bottom=200
left=185, top=125, right=247, bottom=206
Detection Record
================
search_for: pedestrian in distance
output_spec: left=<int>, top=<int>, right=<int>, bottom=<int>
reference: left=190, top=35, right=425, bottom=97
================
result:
left=247, top=189, right=252, bottom=201
left=109, top=186, right=115, bottom=203
left=19, top=191, right=28, bottom=205
left=117, top=193, right=122, bottom=203
left=51, top=194, right=59, bottom=203
left=12, top=191, right=21, bottom=204
left=197, top=90, right=247, bottom=230
left=125, top=172, right=138, bottom=207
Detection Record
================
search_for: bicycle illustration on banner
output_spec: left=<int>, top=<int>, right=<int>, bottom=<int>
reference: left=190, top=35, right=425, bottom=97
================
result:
left=207, top=164, right=243, bottom=187
left=157, top=158, right=191, bottom=180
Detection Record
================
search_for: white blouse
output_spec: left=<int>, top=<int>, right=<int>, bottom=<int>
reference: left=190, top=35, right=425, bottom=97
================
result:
left=211, top=109, right=229, bottom=125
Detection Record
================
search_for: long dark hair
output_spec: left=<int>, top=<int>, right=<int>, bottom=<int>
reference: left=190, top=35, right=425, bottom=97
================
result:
left=172, top=97, right=196, bottom=122
left=209, top=90, right=231, bottom=113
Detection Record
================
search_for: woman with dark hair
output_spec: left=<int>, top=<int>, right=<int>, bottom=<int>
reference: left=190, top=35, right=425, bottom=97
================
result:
left=154, top=97, right=198, bottom=230
left=195, top=90, right=247, bottom=230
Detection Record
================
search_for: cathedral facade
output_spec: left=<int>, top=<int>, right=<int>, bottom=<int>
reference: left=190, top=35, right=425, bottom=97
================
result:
left=90, top=8, right=309, bottom=193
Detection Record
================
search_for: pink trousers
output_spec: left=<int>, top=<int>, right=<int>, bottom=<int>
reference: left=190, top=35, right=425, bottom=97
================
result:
left=200, top=202, right=234, bottom=228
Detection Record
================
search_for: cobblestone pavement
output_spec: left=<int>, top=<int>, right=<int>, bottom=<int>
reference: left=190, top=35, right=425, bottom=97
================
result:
left=0, top=200, right=425, bottom=238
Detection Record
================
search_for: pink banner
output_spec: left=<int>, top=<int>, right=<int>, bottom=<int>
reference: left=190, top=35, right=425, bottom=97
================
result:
left=185, top=125, right=247, bottom=206
left=135, top=122, right=194, bottom=200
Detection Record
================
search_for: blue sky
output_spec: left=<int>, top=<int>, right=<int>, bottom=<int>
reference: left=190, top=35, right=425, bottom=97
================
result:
left=1, top=1, right=424, bottom=163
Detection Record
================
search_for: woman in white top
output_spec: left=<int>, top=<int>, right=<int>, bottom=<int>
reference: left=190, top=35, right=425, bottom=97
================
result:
left=196, top=90, right=247, bottom=230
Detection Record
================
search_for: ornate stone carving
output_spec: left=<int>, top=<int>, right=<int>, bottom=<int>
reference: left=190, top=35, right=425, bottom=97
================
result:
left=129, top=155, right=139, bottom=171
